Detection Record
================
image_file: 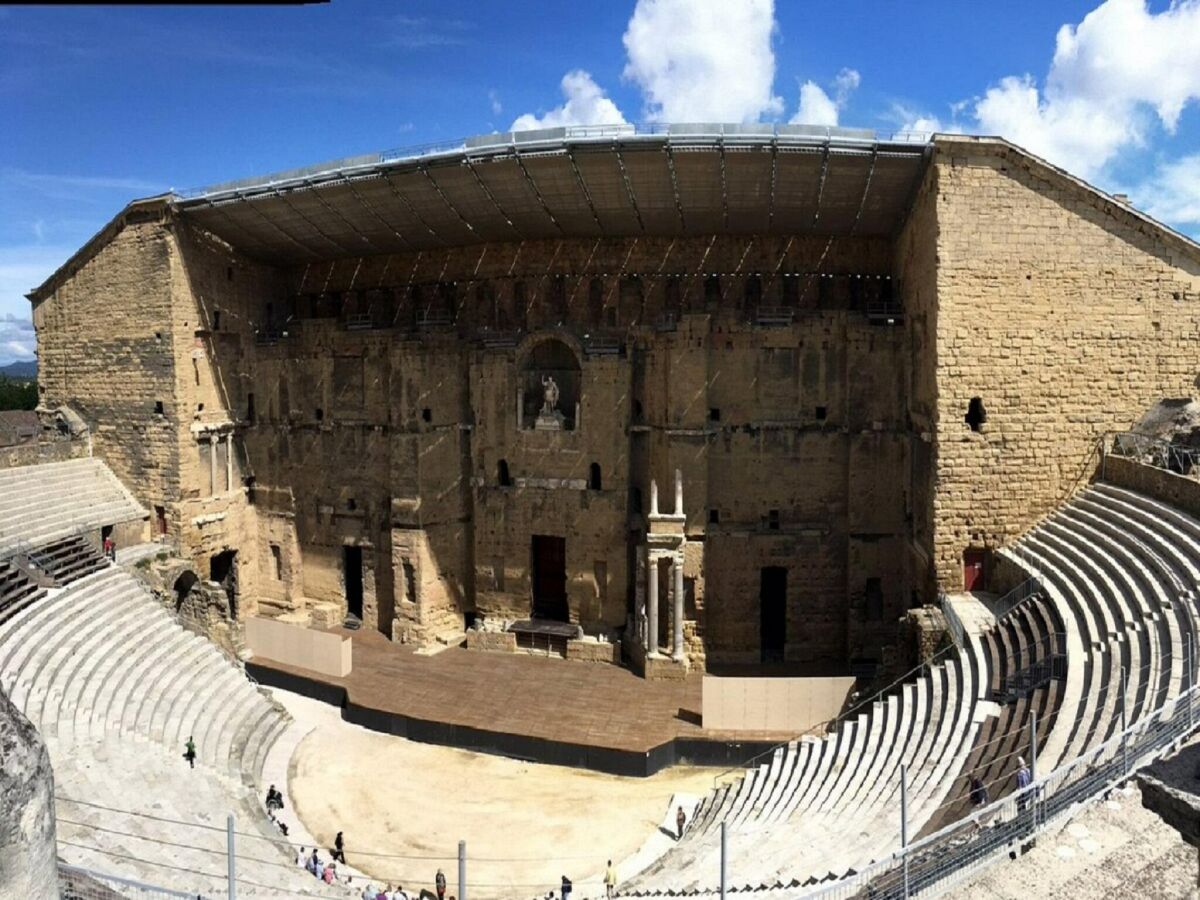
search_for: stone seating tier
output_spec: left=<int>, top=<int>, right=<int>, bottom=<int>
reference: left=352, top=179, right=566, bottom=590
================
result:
left=29, top=535, right=109, bottom=585
left=0, top=457, right=147, bottom=558
left=0, top=567, right=291, bottom=787
left=619, top=484, right=1200, bottom=896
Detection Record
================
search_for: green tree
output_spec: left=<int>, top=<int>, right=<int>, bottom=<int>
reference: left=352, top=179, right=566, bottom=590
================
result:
left=0, top=378, right=37, bottom=411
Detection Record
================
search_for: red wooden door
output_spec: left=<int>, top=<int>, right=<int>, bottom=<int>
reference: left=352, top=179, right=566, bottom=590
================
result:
left=963, top=549, right=986, bottom=591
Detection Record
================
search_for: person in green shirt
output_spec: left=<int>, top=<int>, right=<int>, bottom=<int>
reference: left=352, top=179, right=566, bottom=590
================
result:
left=184, top=736, right=196, bottom=769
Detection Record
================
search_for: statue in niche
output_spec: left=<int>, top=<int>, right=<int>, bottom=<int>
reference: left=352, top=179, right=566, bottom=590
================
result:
left=535, top=374, right=566, bottom=431
left=541, top=375, right=560, bottom=415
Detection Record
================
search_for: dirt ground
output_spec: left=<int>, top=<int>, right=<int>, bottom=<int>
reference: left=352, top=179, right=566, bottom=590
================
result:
left=279, top=690, right=722, bottom=900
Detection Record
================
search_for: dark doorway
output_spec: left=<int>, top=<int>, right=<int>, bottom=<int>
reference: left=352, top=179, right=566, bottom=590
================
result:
left=963, top=548, right=987, bottom=592
left=344, top=545, right=364, bottom=620
left=760, top=566, right=787, bottom=663
left=173, top=570, right=198, bottom=612
left=530, top=535, right=568, bottom=621
left=209, top=550, right=238, bottom=618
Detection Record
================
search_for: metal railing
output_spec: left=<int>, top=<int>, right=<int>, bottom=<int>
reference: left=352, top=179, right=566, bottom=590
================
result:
left=991, top=575, right=1043, bottom=621
left=1108, top=430, right=1200, bottom=478
left=801, top=679, right=1199, bottom=899
left=59, top=864, right=206, bottom=899
left=996, top=632, right=1068, bottom=703
left=175, top=124, right=933, bottom=202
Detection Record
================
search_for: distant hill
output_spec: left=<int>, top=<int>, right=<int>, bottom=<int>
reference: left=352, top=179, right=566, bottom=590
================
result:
left=0, top=360, right=36, bottom=379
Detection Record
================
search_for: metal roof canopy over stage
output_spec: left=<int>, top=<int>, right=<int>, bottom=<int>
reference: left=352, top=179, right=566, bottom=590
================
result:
left=173, top=124, right=932, bottom=264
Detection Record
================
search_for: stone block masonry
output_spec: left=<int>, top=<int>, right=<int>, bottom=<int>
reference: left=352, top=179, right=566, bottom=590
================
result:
left=27, top=134, right=1200, bottom=679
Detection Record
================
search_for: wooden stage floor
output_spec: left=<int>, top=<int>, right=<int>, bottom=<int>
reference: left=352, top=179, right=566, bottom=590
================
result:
left=252, top=627, right=796, bottom=766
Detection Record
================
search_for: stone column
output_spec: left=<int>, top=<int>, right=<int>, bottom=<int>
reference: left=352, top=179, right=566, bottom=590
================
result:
left=650, top=479, right=659, bottom=517
left=208, top=436, right=217, bottom=496
left=674, top=468, right=684, bottom=516
left=225, top=434, right=233, bottom=492
left=672, top=555, right=686, bottom=660
left=647, top=554, right=660, bottom=656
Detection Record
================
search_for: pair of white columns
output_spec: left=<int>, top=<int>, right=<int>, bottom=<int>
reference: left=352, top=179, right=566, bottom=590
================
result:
left=647, top=553, right=686, bottom=661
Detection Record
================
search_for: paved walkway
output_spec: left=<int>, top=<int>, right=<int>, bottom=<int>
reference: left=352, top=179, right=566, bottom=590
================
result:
left=258, top=628, right=794, bottom=754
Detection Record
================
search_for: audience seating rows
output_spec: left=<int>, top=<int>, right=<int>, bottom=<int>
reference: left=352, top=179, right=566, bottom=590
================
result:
left=618, top=482, right=1200, bottom=896
left=0, top=457, right=146, bottom=557
left=0, top=566, right=290, bottom=787
left=0, top=558, right=44, bottom=619
left=30, top=535, right=109, bottom=585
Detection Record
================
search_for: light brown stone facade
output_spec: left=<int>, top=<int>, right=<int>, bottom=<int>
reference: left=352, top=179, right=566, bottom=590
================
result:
left=28, top=136, right=1200, bottom=675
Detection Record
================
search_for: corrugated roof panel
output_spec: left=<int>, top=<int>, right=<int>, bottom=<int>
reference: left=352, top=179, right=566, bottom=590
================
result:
left=519, top=154, right=602, bottom=236
left=671, top=149, right=723, bottom=234
left=621, top=147, right=679, bottom=234
left=724, top=148, right=773, bottom=233
left=856, top=154, right=924, bottom=234
left=469, top=157, right=560, bottom=238
left=385, top=170, right=476, bottom=246
left=815, top=151, right=873, bottom=233
left=572, top=150, right=641, bottom=234
left=424, top=164, right=518, bottom=242
left=772, top=150, right=824, bottom=232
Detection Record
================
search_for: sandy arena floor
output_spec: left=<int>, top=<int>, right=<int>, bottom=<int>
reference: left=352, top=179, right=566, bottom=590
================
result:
left=277, top=689, right=722, bottom=899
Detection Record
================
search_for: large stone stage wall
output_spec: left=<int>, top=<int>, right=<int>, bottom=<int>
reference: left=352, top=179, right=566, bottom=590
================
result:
left=29, top=136, right=1200, bottom=673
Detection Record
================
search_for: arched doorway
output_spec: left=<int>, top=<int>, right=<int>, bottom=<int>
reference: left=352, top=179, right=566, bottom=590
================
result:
left=173, top=570, right=199, bottom=612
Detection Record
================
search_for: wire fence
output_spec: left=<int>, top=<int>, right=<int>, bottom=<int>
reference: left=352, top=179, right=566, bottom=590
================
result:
left=59, top=864, right=203, bottom=900
left=800, top=679, right=1199, bottom=899
left=1108, top=431, right=1200, bottom=479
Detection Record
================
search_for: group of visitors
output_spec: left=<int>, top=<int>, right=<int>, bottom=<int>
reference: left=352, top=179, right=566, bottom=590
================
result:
left=300, top=847, right=340, bottom=885
left=358, top=884, right=413, bottom=900
left=968, top=756, right=1034, bottom=810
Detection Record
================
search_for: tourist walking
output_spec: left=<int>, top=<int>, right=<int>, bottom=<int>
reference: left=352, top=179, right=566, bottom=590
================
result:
left=1016, top=756, right=1032, bottom=812
left=969, top=775, right=989, bottom=807
left=561, top=875, right=572, bottom=899
left=183, top=735, right=196, bottom=769
left=676, top=805, right=686, bottom=840
left=334, top=830, right=347, bottom=864
left=436, top=867, right=447, bottom=900
left=605, top=859, right=617, bottom=898
left=266, top=784, right=284, bottom=812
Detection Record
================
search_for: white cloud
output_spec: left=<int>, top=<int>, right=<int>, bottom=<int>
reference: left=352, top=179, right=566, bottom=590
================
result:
left=511, top=70, right=627, bottom=131
left=971, top=0, right=1200, bottom=179
left=792, top=83, right=839, bottom=126
left=622, top=0, right=782, bottom=122
left=1134, top=154, right=1200, bottom=231
left=790, top=67, right=861, bottom=126
left=0, top=314, right=36, bottom=365
left=488, top=89, right=502, bottom=117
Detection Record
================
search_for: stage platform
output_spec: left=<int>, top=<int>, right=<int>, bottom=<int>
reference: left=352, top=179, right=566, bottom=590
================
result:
left=248, top=627, right=798, bottom=776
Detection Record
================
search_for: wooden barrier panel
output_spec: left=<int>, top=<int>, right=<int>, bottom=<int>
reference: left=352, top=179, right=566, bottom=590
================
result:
left=245, top=616, right=352, bottom=677
left=702, top=675, right=856, bottom=732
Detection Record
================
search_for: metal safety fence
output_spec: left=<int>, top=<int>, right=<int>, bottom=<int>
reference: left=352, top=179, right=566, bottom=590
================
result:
left=799, top=680, right=1198, bottom=899
left=1108, top=431, right=1200, bottom=478
left=59, top=864, right=206, bottom=899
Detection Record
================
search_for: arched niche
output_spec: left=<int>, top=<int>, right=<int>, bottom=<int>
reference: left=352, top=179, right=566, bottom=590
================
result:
left=518, top=335, right=581, bottom=431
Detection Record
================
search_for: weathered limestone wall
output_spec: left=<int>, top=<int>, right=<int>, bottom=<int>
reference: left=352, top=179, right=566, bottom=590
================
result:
left=0, top=689, right=57, bottom=900
left=894, top=162, right=940, bottom=597
left=0, top=434, right=87, bottom=469
left=32, top=214, right=179, bottom=517
left=930, top=137, right=1200, bottom=588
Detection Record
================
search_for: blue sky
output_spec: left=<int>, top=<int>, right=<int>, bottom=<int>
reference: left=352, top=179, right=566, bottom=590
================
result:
left=2, top=0, right=1199, bottom=364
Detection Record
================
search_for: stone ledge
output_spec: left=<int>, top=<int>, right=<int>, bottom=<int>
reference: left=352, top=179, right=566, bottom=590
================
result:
left=566, top=638, right=620, bottom=664
left=466, top=630, right=518, bottom=653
